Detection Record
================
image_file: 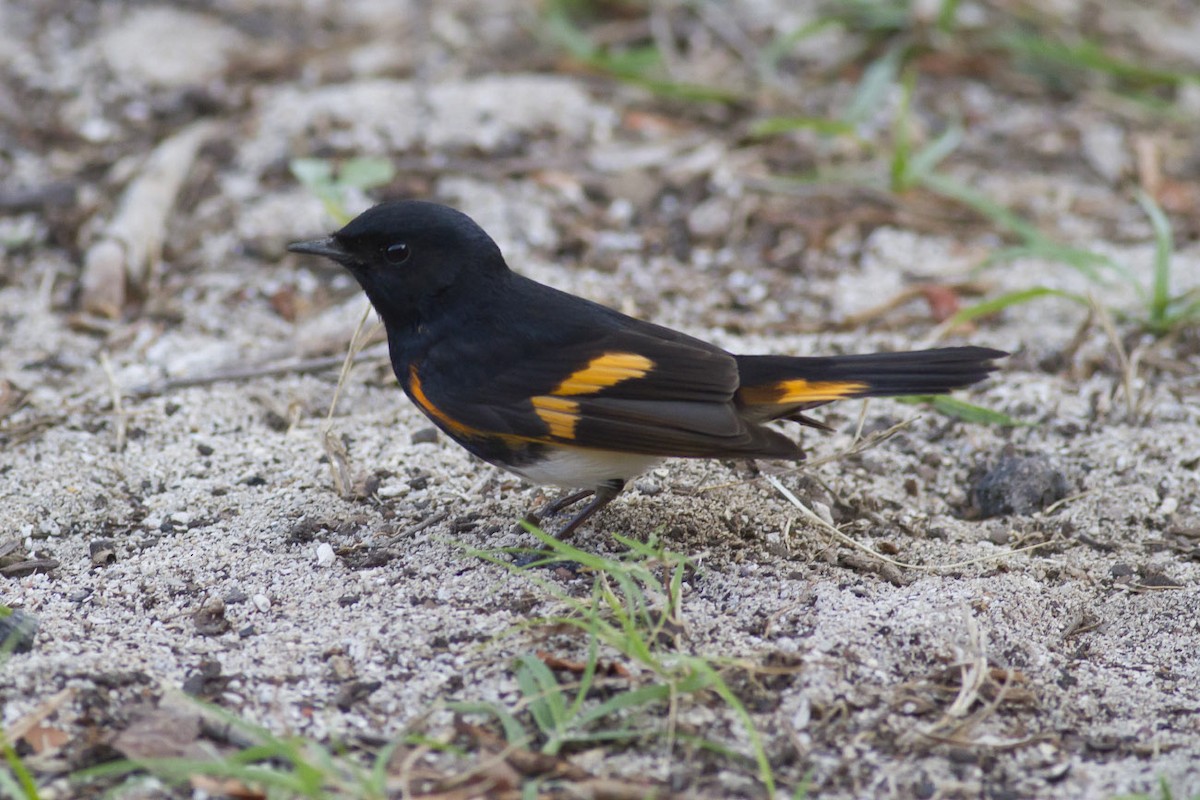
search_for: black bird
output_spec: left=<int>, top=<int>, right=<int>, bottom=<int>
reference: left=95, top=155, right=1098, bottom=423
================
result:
left=289, top=201, right=1004, bottom=536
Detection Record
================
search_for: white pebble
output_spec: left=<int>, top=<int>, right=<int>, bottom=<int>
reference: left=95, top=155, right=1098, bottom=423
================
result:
left=252, top=593, right=271, bottom=613
left=1159, top=497, right=1179, bottom=517
left=316, top=543, right=336, bottom=567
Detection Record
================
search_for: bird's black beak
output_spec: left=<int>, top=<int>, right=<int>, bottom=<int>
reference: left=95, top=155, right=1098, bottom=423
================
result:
left=287, top=236, right=348, bottom=261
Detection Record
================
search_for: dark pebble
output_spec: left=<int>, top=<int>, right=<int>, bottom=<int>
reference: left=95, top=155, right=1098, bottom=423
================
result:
left=89, top=539, right=117, bottom=565
left=411, top=427, right=439, bottom=445
left=192, top=598, right=231, bottom=637
left=224, top=588, right=249, bottom=604
left=971, top=454, right=1069, bottom=518
left=335, top=679, right=381, bottom=711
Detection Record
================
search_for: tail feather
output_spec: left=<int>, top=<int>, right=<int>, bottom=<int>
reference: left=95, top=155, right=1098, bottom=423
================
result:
left=735, top=346, right=1006, bottom=410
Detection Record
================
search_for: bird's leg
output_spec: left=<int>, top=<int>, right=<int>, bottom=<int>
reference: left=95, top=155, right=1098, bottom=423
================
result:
left=521, top=480, right=626, bottom=538
left=522, top=488, right=594, bottom=531
left=554, top=479, right=625, bottom=538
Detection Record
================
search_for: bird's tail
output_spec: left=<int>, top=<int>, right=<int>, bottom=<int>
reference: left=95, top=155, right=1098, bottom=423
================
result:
left=734, top=346, right=1006, bottom=419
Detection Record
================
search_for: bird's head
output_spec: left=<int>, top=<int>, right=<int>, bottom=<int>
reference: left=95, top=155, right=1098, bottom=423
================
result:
left=288, top=200, right=508, bottom=323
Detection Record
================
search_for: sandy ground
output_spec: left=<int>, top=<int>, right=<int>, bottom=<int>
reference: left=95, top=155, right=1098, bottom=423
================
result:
left=3, top=1, right=1200, bottom=798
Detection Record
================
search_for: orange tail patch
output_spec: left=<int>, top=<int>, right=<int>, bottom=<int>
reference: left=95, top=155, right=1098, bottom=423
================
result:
left=738, top=379, right=868, bottom=407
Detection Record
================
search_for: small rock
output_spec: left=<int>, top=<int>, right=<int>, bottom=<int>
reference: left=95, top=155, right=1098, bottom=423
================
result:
left=251, top=593, right=271, bottom=613
left=1110, top=563, right=1136, bottom=579
left=971, top=454, right=1069, bottom=518
left=89, top=539, right=117, bottom=566
left=686, top=196, right=733, bottom=239
left=1079, top=123, right=1128, bottom=183
left=411, top=427, right=439, bottom=445
left=335, top=679, right=381, bottom=711
left=633, top=477, right=662, bottom=496
left=316, top=543, right=336, bottom=567
left=99, top=7, right=244, bottom=89
left=223, top=588, right=249, bottom=604
left=181, top=659, right=229, bottom=700
left=192, top=597, right=230, bottom=637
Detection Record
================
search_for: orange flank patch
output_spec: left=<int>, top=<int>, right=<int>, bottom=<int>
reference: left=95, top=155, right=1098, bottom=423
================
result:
left=552, top=352, right=654, bottom=396
left=408, top=365, right=483, bottom=438
left=531, top=395, right=580, bottom=439
left=738, top=379, right=869, bottom=406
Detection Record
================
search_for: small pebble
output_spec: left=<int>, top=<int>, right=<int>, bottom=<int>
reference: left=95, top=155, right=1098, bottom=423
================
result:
left=316, top=542, right=336, bottom=567
left=971, top=454, right=1069, bottom=518
left=411, top=427, right=439, bottom=445
left=89, top=539, right=117, bottom=566
left=812, top=501, right=834, bottom=527
left=252, top=593, right=271, bottom=613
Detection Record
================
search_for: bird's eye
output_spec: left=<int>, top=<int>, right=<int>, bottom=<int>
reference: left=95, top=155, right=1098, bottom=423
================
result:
left=384, top=243, right=411, bottom=264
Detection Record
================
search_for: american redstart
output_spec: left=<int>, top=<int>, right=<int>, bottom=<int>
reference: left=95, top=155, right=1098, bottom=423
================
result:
left=290, top=201, right=1005, bottom=536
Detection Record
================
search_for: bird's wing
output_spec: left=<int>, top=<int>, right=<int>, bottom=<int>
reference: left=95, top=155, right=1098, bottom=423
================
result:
left=406, top=322, right=801, bottom=459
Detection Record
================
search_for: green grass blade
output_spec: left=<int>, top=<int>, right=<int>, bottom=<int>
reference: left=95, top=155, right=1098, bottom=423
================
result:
left=761, top=18, right=840, bottom=70
left=1166, top=292, right=1200, bottom=324
left=0, top=768, right=31, bottom=800
left=749, top=116, right=857, bottom=138
left=288, top=157, right=333, bottom=187
left=920, top=173, right=1044, bottom=242
left=683, top=659, right=775, bottom=797
left=574, top=683, right=673, bottom=727
left=515, top=655, right=568, bottom=748
left=1002, top=32, right=1199, bottom=88
left=1135, top=189, right=1174, bottom=333
left=1, top=735, right=39, bottom=800
left=943, top=286, right=1086, bottom=327
left=447, top=701, right=528, bottom=746
left=897, top=395, right=1027, bottom=426
left=572, top=640, right=604, bottom=722
left=846, top=44, right=905, bottom=126
left=889, top=65, right=917, bottom=191
left=936, top=0, right=961, bottom=33
left=906, top=123, right=964, bottom=183
left=922, top=174, right=1139, bottom=289
left=338, top=157, right=395, bottom=191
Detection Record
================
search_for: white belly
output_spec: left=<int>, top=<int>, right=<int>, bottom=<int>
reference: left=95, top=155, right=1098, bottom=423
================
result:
left=508, top=448, right=663, bottom=489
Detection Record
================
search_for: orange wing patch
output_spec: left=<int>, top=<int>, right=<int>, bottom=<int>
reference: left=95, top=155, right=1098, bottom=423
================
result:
left=527, top=352, right=654, bottom=440
left=738, top=379, right=868, bottom=406
left=531, top=396, right=580, bottom=439
left=552, top=352, right=654, bottom=396
left=408, top=365, right=484, bottom=438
